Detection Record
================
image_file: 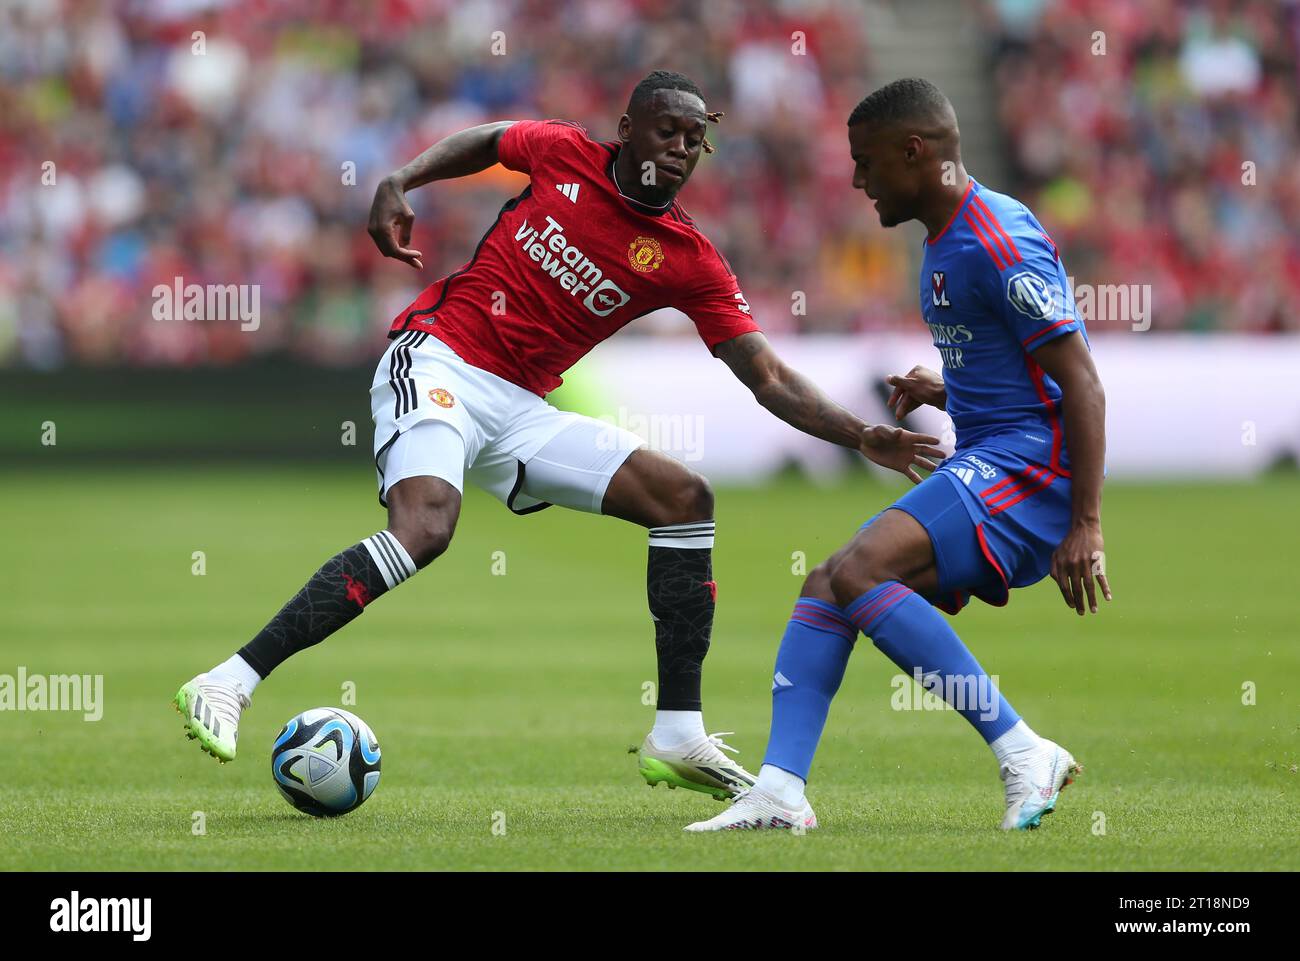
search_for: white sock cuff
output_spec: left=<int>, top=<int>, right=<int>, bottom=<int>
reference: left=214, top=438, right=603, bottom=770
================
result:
left=651, top=709, right=707, bottom=746
left=211, top=653, right=261, bottom=695
left=648, top=520, right=715, bottom=550
left=363, top=530, right=417, bottom=590
left=989, top=719, right=1040, bottom=764
left=756, top=763, right=807, bottom=808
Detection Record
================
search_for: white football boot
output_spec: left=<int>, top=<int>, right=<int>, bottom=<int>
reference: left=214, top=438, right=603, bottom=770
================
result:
left=635, top=731, right=756, bottom=800
left=999, top=738, right=1081, bottom=830
left=683, top=786, right=818, bottom=832
left=173, top=672, right=250, bottom=763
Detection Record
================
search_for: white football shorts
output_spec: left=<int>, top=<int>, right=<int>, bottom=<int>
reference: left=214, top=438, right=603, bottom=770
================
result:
left=370, top=331, right=644, bottom=514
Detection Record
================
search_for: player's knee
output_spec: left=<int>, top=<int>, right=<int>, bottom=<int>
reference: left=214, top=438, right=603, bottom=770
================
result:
left=827, top=548, right=895, bottom=606
left=387, top=506, right=456, bottom=569
left=385, top=476, right=461, bottom=568
left=658, top=470, right=714, bottom=526
left=801, top=561, right=837, bottom=602
left=685, top=471, right=715, bottom=519
left=399, top=520, right=454, bottom=569
left=422, top=522, right=455, bottom=565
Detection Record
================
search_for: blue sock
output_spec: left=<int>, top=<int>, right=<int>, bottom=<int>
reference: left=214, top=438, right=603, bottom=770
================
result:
left=761, top=598, right=857, bottom=781
left=845, top=581, right=1020, bottom=743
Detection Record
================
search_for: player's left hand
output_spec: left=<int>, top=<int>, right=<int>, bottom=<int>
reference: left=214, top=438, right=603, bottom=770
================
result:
left=1050, top=521, right=1112, bottom=615
left=368, top=176, right=424, bottom=270
left=886, top=365, right=946, bottom=418
left=859, top=425, right=946, bottom=484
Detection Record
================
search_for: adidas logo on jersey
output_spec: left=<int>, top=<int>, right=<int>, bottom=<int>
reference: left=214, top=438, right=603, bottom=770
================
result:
left=953, top=467, right=976, bottom=486
left=555, top=183, right=580, bottom=203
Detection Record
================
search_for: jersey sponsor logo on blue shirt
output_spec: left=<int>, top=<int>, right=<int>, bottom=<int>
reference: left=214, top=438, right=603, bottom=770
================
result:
left=926, top=322, right=973, bottom=343
left=1007, top=270, right=1057, bottom=320
left=926, top=321, right=973, bottom=369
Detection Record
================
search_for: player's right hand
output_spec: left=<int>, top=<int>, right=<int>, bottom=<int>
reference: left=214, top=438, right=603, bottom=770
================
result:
left=859, top=424, right=946, bottom=485
left=886, top=366, right=946, bottom=418
left=367, top=176, right=424, bottom=270
left=1050, top=522, right=1112, bottom=616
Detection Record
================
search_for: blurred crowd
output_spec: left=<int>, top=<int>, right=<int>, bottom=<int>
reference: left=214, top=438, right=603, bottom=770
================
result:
left=985, top=0, right=1300, bottom=332
left=1, top=0, right=1296, bottom=370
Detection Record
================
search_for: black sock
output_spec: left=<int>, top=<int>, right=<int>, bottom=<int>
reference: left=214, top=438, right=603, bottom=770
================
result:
left=647, top=521, right=717, bottom=712
left=238, top=531, right=416, bottom=677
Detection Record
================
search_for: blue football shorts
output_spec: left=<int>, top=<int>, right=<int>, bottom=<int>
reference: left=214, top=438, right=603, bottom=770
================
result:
left=860, top=446, right=1072, bottom=614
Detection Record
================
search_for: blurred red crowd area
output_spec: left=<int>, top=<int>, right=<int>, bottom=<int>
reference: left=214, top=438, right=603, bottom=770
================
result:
left=0, top=0, right=1296, bottom=369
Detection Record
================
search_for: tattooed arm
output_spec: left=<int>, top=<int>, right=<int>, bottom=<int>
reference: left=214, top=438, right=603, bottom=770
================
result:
left=715, top=332, right=863, bottom=446
left=715, top=332, right=944, bottom=483
left=368, top=121, right=516, bottom=270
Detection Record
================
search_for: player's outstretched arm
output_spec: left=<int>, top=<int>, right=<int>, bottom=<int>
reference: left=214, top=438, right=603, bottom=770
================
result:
left=715, top=332, right=945, bottom=483
left=1032, top=331, right=1112, bottom=616
left=367, top=121, right=517, bottom=269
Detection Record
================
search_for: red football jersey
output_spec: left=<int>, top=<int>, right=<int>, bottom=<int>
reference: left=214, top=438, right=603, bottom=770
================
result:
left=387, top=119, right=761, bottom=396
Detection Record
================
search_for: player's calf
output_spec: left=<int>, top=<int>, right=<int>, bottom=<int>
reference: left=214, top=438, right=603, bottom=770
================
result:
left=234, top=530, right=419, bottom=680
left=176, top=528, right=420, bottom=762
left=174, top=482, right=449, bottom=763
left=605, top=450, right=724, bottom=756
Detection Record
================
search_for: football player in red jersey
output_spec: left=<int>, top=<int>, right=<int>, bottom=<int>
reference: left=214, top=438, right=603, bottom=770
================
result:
left=175, top=71, right=943, bottom=801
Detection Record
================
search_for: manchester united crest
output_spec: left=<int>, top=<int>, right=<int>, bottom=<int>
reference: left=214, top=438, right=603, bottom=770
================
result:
left=627, top=236, right=664, bottom=273
left=428, top=388, right=455, bottom=408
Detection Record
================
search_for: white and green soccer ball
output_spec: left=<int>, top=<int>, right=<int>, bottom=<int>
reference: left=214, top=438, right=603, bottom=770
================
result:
left=271, top=707, right=381, bottom=817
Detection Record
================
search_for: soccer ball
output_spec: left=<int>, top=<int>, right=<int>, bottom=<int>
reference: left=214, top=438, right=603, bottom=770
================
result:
left=271, top=707, right=381, bottom=817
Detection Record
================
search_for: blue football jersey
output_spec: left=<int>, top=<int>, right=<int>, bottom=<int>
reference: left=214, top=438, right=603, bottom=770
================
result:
left=920, top=177, right=1088, bottom=476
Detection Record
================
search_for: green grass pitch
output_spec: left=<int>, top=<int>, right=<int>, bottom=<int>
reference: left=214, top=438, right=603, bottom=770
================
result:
left=1, top=466, right=1296, bottom=870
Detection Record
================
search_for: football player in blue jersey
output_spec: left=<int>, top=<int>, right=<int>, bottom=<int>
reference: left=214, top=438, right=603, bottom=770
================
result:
left=687, top=78, right=1110, bottom=833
